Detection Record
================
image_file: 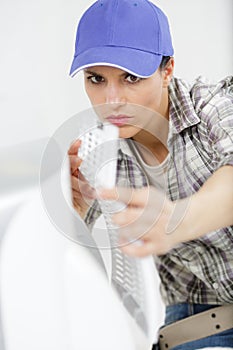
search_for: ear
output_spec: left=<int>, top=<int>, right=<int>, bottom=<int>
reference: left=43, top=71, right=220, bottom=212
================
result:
left=162, top=57, right=174, bottom=88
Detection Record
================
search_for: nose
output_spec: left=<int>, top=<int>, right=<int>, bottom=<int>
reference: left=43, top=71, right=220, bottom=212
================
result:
left=105, top=83, right=127, bottom=105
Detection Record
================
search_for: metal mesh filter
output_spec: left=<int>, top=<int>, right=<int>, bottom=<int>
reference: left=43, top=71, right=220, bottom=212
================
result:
left=78, top=121, right=157, bottom=341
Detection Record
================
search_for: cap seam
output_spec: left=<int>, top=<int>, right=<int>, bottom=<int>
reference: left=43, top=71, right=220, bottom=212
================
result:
left=109, top=0, right=119, bottom=44
left=74, top=45, right=163, bottom=57
left=147, top=1, right=161, bottom=52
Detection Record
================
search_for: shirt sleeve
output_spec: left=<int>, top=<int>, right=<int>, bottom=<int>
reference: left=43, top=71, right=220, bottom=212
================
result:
left=205, top=81, right=233, bottom=169
left=84, top=199, right=102, bottom=232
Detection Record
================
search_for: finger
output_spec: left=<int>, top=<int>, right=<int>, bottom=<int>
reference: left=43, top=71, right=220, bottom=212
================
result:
left=68, top=139, right=82, bottom=155
left=118, top=220, right=151, bottom=241
left=69, top=155, right=82, bottom=175
left=99, top=186, right=152, bottom=207
left=71, top=176, right=81, bottom=193
left=71, top=176, right=96, bottom=199
left=112, top=207, right=144, bottom=226
left=119, top=239, right=156, bottom=257
left=114, top=204, right=164, bottom=242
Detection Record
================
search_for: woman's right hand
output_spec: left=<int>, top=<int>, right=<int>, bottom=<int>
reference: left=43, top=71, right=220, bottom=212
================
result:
left=68, top=139, right=96, bottom=218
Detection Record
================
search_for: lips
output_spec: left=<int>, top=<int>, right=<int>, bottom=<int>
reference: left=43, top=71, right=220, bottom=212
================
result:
left=106, top=115, right=133, bottom=127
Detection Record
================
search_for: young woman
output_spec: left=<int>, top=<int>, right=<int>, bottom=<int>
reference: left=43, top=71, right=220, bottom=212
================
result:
left=68, top=1, right=233, bottom=349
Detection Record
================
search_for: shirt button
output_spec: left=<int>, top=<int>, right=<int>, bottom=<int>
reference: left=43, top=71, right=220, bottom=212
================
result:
left=195, top=246, right=202, bottom=253
left=213, top=282, right=219, bottom=290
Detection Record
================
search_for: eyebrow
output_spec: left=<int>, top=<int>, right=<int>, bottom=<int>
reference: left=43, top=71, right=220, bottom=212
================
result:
left=84, top=70, right=100, bottom=75
left=84, top=69, right=131, bottom=77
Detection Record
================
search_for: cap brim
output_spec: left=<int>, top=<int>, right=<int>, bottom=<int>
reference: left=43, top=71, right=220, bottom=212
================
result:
left=69, top=46, right=163, bottom=78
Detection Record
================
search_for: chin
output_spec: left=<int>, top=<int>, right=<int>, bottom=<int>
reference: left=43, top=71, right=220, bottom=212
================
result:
left=118, top=126, right=141, bottom=139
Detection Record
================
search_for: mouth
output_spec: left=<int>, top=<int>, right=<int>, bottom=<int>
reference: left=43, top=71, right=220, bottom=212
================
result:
left=106, top=115, right=133, bottom=127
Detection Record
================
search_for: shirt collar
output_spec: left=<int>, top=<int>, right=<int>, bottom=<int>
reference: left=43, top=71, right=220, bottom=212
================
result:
left=168, top=77, right=200, bottom=134
left=119, top=138, right=134, bottom=158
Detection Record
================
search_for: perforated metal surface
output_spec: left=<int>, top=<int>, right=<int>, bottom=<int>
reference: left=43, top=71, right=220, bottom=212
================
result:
left=78, top=121, right=156, bottom=337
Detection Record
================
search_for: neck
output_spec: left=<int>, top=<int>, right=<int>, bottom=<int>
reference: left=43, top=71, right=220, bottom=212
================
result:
left=132, top=131, right=168, bottom=164
left=159, top=87, right=170, bottom=121
left=132, top=88, right=170, bottom=163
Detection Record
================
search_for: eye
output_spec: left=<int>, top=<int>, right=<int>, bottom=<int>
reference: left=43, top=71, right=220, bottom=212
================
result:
left=125, top=74, right=141, bottom=84
left=87, top=75, right=104, bottom=84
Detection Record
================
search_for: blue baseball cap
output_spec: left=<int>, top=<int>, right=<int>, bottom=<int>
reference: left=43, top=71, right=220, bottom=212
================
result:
left=70, top=0, right=174, bottom=78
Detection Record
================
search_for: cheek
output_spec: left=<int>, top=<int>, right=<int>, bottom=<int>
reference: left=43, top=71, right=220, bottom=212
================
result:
left=131, top=90, right=161, bottom=113
left=84, top=83, right=103, bottom=105
left=131, top=81, right=163, bottom=110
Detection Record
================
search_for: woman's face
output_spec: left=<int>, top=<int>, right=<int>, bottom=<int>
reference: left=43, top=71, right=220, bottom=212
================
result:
left=83, top=63, right=173, bottom=139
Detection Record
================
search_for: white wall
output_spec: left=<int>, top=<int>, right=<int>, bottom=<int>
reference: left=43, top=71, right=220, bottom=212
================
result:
left=0, top=0, right=232, bottom=148
left=155, top=0, right=233, bottom=82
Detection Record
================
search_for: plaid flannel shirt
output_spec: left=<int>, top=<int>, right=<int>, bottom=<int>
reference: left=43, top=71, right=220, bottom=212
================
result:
left=85, top=75, right=233, bottom=305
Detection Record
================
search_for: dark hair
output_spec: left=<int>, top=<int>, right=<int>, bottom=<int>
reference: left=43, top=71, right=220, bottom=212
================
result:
left=159, top=56, right=171, bottom=70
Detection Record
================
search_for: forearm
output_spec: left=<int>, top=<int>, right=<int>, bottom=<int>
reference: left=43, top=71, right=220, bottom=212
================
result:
left=174, top=165, right=233, bottom=244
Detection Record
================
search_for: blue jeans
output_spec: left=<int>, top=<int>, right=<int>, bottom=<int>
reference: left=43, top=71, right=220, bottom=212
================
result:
left=154, top=303, right=233, bottom=350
